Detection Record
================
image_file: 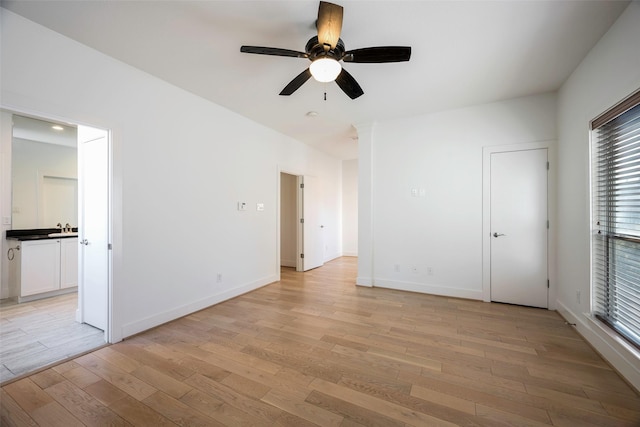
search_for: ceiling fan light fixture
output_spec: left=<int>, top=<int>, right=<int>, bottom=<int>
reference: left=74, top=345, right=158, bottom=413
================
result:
left=309, top=57, right=342, bottom=82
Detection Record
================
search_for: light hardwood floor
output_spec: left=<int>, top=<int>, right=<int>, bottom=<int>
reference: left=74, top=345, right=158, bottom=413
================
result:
left=0, top=293, right=106, bottom=384
left=2, top=257, right=639, bottom=426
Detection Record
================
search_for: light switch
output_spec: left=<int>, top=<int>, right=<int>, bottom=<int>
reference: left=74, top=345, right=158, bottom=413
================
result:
left=411, top=188, right=418, bottom=197
left=2, top=216, right=10, bottom=225
left=257, top=203, right=264, bottom=211
left=237, top=202, right=247, bottom=211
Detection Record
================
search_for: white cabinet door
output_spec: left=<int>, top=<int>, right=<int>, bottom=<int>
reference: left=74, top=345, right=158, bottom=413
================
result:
left=60, top=238, right=78, bottom=289
left=21, top=240, right=61, bottom=296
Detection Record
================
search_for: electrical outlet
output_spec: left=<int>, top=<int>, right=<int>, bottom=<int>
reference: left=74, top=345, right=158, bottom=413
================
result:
left=576, top=290, right=581, bottom=304
left=394, top=264, right=400, bottom=272
left=427, top=267, right=433, bottom=276
left=411, top=265, right=418, bottom=274
left=217, top=273, right=222, bottom=283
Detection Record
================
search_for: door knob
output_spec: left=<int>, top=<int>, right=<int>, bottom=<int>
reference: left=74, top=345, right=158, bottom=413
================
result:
left=493, top=232, right=506, bottom=238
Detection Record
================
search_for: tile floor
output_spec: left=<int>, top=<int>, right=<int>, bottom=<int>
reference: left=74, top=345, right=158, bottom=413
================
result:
left=0, top=292, right=105, bottom=384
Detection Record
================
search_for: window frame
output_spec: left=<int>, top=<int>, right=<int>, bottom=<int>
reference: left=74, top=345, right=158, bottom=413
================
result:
left=590, top=89, right=640, bottom=351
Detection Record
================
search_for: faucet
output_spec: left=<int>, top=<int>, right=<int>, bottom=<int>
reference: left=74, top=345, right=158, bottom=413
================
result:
left=65, top=223, right=71, bottom=232
left=57, top=223, right=62, bottom=230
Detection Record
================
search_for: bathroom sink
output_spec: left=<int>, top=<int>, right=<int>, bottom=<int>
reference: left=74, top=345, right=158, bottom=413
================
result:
left=48, top=232, right=78, bottom=237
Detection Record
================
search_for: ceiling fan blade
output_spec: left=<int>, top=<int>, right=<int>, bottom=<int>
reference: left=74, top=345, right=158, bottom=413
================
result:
left=317, top=1, right=343, bottom=50
left=343, top=46, right=411, bottom=63
left=240, top=46, right=308, bottom=58
left=335, top=68, right=363, bottom=99
left=280, top=68, right=313, bottom=96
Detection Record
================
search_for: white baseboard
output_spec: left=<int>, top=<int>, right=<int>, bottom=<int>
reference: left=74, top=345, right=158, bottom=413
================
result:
left=281, top=259, right=296, bottom=268
left=342, top=251, right=358, bottom=257
left=373, top=278, right=483, bottom=301
left=556, top=300, right=640, bottom=393
left=324, top=252, right=342, bottom=263
left=120, top=274, right=278, bottom=339
left=356, top=276, right=373, bottom=287
left=18, top=287, right=77, bottom=303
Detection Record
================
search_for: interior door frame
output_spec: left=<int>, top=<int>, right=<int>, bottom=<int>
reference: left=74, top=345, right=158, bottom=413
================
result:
left=482, top=140, right=557, bottom=309
left=3, top=106, right=113, bottom=341
left=278, top=167, right=319, bottom=276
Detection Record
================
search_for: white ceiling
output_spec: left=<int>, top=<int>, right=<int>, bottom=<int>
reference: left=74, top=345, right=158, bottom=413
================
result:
left=12, top=115, right=77, bottom=148
left=1, top=0, right=630, bottom=159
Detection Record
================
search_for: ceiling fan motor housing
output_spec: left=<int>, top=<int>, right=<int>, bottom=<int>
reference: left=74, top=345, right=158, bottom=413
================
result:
left=306, top=36, right=345, bottom=61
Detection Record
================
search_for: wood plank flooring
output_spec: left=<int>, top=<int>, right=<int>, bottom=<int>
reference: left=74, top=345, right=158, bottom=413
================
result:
left=0, top=293, right=106, bottom=383
left=2, top=257, right=639, bottom=426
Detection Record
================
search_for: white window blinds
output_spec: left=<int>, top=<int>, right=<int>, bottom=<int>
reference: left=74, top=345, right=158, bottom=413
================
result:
left=591, top=92, right=640, bottom=350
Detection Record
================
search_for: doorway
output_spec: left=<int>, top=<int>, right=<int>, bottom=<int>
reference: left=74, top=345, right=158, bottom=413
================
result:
left=482, top=142, right=553, bottom=309
left=0, top=111, right=111, bottom=383
left=280, top=172, right=298, bottom=269
left=279, top=172, right=324, bottom=272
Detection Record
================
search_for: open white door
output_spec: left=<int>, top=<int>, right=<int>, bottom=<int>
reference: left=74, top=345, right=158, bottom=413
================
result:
left=78, top=126, right=109, bottom=332
left=297, top=175, right=324, bottom=271
left=490, top=148, right=548, bottom=308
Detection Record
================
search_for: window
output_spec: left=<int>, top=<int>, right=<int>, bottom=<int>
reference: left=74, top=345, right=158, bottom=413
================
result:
left=591, top=91, right=640, bottom=350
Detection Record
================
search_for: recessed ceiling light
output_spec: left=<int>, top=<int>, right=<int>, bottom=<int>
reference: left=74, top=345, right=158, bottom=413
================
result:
left=51, top=125, right=64, bottom=131
left=306, top=111, right=319, bottom=117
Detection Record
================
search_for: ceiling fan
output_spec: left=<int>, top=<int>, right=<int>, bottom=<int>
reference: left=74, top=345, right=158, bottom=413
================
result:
left=240, top=1, right=411, bottom=99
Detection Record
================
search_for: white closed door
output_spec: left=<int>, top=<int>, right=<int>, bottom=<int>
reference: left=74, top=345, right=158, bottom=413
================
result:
left=78, top=125, right=110, bottom=331
left=298, top=175, right=324, bottom=271
left=490, top=149, right=548, bottom=308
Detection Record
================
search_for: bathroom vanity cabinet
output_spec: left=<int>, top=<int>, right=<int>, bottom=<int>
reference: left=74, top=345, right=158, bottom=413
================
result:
left=10, top=236, right=78, bottom=302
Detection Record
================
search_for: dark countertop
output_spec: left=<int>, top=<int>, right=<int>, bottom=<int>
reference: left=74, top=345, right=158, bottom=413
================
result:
left=6, top=228, right=79, bottom=241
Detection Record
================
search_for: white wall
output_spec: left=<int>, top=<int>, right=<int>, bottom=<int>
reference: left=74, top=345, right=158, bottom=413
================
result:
left=321, top=165, right=343, bottom=262
left=358, top=93, right=557, bottom=300
left=0, top=9, right=342, bottom=341
left=341, top=159, right=358, bottom=256
left=556, top=1, right=640, bottom=391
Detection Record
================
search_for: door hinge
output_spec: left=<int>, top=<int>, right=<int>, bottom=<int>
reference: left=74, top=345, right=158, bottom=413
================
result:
left=547, top=161, right=549, bottom=170
left=300, top=253, right=304, bottom=259
left=547, top=220, right=549, bottom=229
left=108, top=243, right=112, bottom=250
left=547, top=279, right=550, bottom=288
left=300, top=218, right=304, bottom=223
left=300, top=183, right=304, bottom=189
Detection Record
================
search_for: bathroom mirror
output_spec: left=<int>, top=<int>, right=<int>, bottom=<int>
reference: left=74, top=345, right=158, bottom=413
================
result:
left=11, top=115, right=78, bottom=230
